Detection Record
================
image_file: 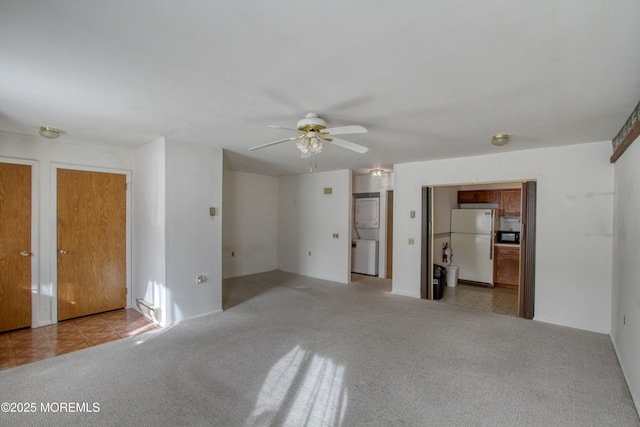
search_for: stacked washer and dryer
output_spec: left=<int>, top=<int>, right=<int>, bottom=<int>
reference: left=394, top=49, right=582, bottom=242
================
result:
left=352, top=197, right=379, bottom=276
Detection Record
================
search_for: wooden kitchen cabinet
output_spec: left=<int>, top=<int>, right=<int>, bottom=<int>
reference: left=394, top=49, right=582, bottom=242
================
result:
left=499, top=189, right=521, bottom=217
left=494, top=245, right=520, bottom=289
left=457, top=190, right=499, bottom=204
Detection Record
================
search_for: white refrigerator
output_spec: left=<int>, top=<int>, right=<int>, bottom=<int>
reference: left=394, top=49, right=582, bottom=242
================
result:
left=450, top=209, right=496, bottom=286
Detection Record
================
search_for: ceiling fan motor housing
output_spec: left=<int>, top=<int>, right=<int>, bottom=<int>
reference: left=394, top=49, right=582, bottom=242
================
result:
left=297, top=112, right=326, bottom=132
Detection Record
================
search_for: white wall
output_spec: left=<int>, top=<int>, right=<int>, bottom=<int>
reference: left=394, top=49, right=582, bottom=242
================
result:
left=611, top=135, right=640, bottom=410
left=0, top=130, right=133, bottom=327
left=132, top=138, right=166, bottom=320
left=433, top=186, right=459, bottom=235
left=278, top=170, right=352, bottom=283
left=433, top=186, right=459, bottom=265
left=393, top=141, right=614, bottom=333
left=132, top=138, right=222, bottom=326
left=164, top=140, right=223, bottom=325
left=222, top=170, right=278, bottom=279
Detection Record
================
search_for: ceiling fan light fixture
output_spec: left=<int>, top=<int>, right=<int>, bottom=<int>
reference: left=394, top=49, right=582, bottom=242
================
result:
left=310, top=140, right=322, bottom=151
left=39, top=126, right=61, bottom=139
left=296, top=136, right=324, bottom=154
left=491, top=133, right=510, bottom=146
left=296, top=140, right=308, bottom=153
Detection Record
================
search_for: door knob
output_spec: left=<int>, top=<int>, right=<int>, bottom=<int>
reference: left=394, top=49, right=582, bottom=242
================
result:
left=59, top=250, right=68, bottom=255
left=20, top=251, right=30, bottom=257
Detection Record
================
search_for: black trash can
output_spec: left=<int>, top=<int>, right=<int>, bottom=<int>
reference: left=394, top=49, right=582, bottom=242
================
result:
left=433, top=264, right=447, bottom=300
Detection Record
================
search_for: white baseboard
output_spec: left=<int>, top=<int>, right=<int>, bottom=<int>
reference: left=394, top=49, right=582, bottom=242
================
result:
left=391, top=290, right=421, bottom=299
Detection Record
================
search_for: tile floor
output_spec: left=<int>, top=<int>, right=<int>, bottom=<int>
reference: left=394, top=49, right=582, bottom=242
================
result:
left=352, top=274, right=519, bottom=316
left=438, top=281, right=519, bottom=316
left=0, top=309, right=156, bottom=370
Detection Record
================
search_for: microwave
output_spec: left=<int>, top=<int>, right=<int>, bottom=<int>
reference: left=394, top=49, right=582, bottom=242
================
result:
left=497, top=231, right=520, bottom=244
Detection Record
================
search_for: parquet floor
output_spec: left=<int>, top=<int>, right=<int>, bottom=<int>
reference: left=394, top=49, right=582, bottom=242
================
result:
left=439, top=282, right=519, bottom=316
left=0, top=309, right=156, bottom=370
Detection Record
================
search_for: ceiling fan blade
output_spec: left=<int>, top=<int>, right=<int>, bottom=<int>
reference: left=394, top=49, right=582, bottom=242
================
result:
left=327, top=137, right=369, bottom=153
left=324, top=125, right=367, bottom=136
left=268, top=125, right=298, bottom=132
left=249, top=134, right=304, bottom=151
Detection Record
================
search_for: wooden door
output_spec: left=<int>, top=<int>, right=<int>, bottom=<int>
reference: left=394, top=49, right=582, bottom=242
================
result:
left=0, top=162, right=32, bottom=332
left=57, top=169, right=126, bottom=321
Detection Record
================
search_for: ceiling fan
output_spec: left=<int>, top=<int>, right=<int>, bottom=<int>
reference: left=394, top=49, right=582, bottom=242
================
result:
left=249, top=113, right=369, bottom=159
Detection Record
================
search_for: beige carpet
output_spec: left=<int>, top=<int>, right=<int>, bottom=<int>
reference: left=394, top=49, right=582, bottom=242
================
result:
left=1, top=270, right=638, bottom=426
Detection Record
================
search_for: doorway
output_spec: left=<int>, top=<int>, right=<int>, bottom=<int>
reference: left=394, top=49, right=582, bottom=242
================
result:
left=421, top=181, right=536, bottom=319
left=56, top=168, right=129, bottom=321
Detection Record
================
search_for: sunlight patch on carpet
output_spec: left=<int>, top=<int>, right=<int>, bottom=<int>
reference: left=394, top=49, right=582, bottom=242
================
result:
left=247, top=345, right=348, bottom=426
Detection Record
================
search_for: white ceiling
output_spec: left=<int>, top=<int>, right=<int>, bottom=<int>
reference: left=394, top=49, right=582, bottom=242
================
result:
left=1, top=1, right=639, bottom=176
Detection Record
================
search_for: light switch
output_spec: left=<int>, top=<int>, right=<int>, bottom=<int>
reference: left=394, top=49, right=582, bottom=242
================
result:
left=209, top=207, right=216, bottom=216
left=333, top=233, right=339, bottom=239
left=408, top=238, right=415, bottom=245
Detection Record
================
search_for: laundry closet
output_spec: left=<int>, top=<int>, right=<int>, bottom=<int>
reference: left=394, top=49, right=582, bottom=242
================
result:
left=351, top=171, right=393, bottom=278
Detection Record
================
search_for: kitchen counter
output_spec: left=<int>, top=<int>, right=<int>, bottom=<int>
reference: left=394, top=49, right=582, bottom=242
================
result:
left=494, top=242, right=520, bottom=247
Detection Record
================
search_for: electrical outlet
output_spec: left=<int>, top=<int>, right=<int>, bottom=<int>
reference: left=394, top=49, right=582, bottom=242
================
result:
left=308, top=251, right=312, bottom=256
left=333, top=233, right=339, bottom=239
left=196, top=275, right=206, bottom=285
left=231, top=251, right=235, bottom=257
left=623, top=315, right=626, bottom=325
left=408, top=238, right=415, bottom=245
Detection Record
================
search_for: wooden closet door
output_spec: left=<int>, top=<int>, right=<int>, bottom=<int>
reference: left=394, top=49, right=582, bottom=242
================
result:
left=0, top=162, right=32, bottom=332
left=57, top=169, right=126, bottom=321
